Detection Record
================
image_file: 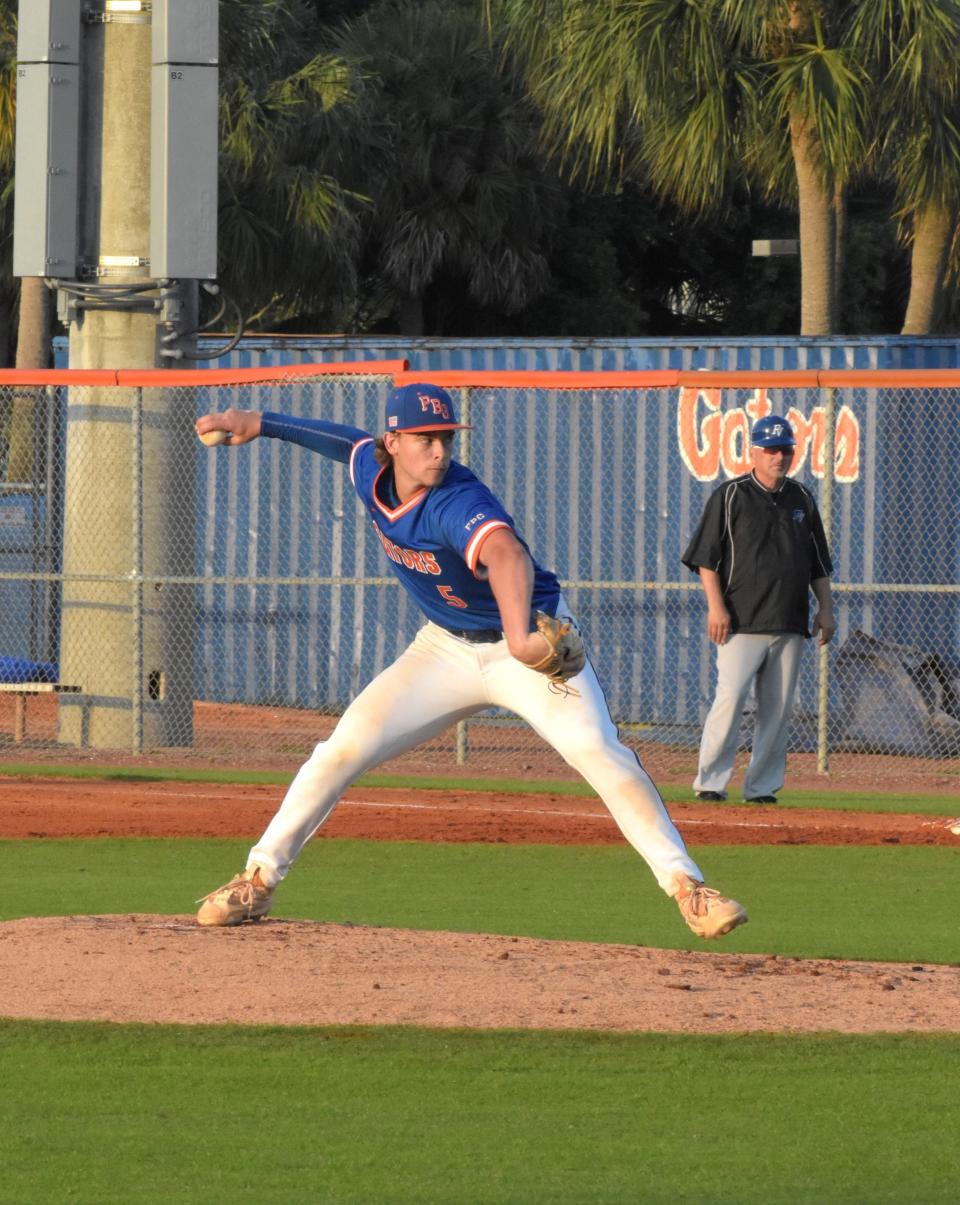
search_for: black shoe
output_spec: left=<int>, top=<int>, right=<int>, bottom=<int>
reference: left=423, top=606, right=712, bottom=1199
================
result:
left=695, top=790, right=727, bottom=802
left=745, top=794, right=778, bottom=804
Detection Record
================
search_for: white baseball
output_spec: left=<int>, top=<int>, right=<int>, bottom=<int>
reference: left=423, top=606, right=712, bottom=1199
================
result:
left=198, top=429, right=230, bottom=447
left=949, top=822, right=960, bottom=836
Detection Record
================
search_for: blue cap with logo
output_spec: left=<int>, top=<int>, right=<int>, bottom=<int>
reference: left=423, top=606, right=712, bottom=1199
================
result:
left=751, top=415, right=796, bottom=448
left=384, top=383, right=471, bottom=433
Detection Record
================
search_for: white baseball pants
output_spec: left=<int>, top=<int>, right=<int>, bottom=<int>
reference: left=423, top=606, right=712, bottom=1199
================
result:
left=693, top=632, right=804, bottom=799
left=249, top=617, right=703, bottom=895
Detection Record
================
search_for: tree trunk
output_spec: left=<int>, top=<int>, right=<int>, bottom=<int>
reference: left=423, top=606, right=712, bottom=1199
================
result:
left=790, top=114, right=836, bottom=336
left=901, top=203, right=953, bottom=335
left=15, top=277, right=52, bottom=370
left=833, top=186, right=845, bottom=329
left=0, top=295, right=13, bottom=368
left=7, top=276, right=52, bottom=483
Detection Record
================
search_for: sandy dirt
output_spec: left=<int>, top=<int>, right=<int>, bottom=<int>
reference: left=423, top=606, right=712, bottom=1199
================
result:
left=2, top=914, right=958, bottom=1034
left=1, top=776, right=958, bottom=1033
left=1, top=776, right=958, bottom=846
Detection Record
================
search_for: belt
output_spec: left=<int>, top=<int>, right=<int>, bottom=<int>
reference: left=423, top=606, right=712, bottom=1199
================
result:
left=447, top=627, right=504, bottom=644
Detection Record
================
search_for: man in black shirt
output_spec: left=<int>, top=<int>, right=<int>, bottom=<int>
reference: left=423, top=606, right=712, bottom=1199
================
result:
left=682, top=415, right=835, bottom=803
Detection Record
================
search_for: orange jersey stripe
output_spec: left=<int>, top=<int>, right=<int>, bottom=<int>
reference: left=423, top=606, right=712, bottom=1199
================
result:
left=465, top=519, right=511, bottom=575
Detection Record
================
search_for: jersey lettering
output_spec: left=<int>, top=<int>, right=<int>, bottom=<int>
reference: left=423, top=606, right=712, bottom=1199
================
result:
left=372, top=521, right=442, bottom=575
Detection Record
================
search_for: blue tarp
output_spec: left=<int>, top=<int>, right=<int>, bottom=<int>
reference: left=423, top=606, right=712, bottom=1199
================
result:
left=0, top=657, right=58, bottom=683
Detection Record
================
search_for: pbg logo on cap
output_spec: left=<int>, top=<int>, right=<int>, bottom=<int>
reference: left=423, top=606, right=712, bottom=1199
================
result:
left=388, top=415, right=398, bottom=427
left=418, top=392, right=451, bottom=420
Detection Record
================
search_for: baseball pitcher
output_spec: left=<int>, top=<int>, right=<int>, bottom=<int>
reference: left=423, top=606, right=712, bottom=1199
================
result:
left=196, top=383, right=747, bottom=939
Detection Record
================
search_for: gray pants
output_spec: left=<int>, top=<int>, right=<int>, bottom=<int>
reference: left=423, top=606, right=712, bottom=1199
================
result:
left=694, top=632, right=804, bottom=799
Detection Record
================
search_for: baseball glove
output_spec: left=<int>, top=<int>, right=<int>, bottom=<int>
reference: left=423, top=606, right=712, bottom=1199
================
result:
left=528, top=611, right=586, bottom=692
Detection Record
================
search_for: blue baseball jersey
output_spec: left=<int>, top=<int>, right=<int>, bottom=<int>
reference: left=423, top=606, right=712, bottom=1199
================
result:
left=350, top=439, right=561, bottom=630
left=260, top=412, right=560, bottom=631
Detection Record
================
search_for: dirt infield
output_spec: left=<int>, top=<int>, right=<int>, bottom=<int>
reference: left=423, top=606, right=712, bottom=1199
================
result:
left=1, top=776, right=958, bottom=845
left=1, top=776, right=958, bottom=1033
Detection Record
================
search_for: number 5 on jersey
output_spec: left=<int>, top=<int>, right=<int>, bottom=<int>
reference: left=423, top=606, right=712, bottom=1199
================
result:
left=437, top=584, right=468, bottom=608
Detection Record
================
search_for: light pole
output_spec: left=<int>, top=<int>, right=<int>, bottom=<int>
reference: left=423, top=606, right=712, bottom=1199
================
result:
left=13, top=0, right=218, bottom=750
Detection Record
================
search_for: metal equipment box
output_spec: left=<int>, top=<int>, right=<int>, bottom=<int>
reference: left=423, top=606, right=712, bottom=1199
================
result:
left=150, top=63, right=218, bottom=278
left=152, top=0, right=218, bottom=65
left=16, top=1, right=81, bottom=64
left=12, top=63, right=81, bottom=277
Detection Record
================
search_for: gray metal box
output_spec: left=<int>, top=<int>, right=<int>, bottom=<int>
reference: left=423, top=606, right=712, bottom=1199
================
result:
left=13, top=63, right=80, bottom=277
left=153, top=0, right=218, bottom=65
left=17, top=0, right=82, bottom=64
left=752, top=239, right=799, bottom=257
left=150, top=64, right=218, bottom=278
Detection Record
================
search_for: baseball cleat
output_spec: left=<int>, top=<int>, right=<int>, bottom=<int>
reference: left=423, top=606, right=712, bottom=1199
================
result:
left=745, top=795, right=778, bottom=804
left=196, top=867, right=274, bottom=927
left=695, top=790, right=727, bottom=802
left=674, top=878, right=748, bottom=940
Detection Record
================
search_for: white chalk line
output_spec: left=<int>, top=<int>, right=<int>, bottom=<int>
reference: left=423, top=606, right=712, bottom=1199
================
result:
left=26, top=780, right=954, bottom=834
left=58, top=781, right=938, bottom=835
left=142, top=789, right=788, bottom=831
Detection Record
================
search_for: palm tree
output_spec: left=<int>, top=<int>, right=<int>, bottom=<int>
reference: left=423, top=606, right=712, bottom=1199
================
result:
left=326, top=0, right=557, bottom=335
left=215, top=0, right=367, bottom=329
left=849, top=0, right=960, bottom=334
left=488, top=0, right=869, bottom=335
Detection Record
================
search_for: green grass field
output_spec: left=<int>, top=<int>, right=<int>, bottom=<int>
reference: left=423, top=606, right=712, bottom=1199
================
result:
left=3, top=837, right=959, bottom=963
left=3, top=1022, right=959, bottom=1203
left=2, top=769, right=958, bottom=1203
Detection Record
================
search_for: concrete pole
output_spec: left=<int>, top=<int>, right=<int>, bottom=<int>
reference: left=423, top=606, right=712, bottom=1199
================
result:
left=60, top=10, right=195, bottom=750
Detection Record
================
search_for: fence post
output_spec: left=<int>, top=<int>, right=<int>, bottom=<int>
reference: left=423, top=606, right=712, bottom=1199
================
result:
left=131, top=386, right=144, bottom=755
left=816, top=386, right=836, bottom=775
left=456, top=386, right=472, bottom=765
left=456, top=720, right=469, bottom=765
left=42, top=385, right=61, bottom=663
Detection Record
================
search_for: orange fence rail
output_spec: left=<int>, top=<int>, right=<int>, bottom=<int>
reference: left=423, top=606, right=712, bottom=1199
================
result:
left=4, top=364, right=960, bottom=388
left=0, top=360, right=409, bottom=387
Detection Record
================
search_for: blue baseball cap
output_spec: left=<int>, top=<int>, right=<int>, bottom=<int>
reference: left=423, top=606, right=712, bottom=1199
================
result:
left=751, top=415, right=795, bottom=447
left=384, top=383, right=471, bottom=433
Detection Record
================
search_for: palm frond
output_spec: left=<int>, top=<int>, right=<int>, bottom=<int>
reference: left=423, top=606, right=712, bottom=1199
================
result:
left=767, top=42, right=869, bottom=181
left=889, top=107, right=960, bottom=211
left=641, top=86, right=742, bottom=211
left=849, top=0, right=960, bottom=107
left=264, top=54, right=357, bottom=115
left=488, top=0, right=738, bottom=181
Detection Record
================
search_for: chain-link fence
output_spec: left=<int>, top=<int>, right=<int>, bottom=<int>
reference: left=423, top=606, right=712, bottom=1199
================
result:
left=0, top=367, right=957, bottom=788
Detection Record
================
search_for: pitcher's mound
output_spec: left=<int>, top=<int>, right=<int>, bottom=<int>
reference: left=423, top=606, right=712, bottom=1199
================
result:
left=1, top=914, right=956, bottom=1033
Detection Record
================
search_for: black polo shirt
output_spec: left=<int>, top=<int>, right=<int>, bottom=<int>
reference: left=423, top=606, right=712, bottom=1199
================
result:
left=682, top=473, right=832, bottom=636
